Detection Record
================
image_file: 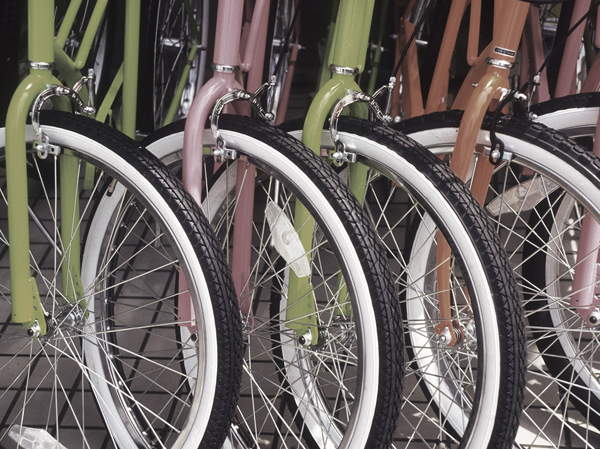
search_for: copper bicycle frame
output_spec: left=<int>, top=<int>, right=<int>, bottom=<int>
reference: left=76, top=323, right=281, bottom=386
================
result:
left=395, top=0, right=600, bottom=333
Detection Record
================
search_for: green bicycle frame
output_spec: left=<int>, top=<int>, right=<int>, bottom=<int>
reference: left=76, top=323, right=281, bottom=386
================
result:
left=7, top=0, right=202, bottom=336
left=7, top=0, right=141, bottom=337
left=55, top=0, right=139, bottom=137
left=287, top=0, right=375, bottom=341
left=55, top=0, right=200, bottom=135
left=7, top=0, right=62, bottom=335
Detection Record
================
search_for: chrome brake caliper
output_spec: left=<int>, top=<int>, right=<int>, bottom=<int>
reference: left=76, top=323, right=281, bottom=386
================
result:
left=329, top=77, right=395, bottom=167
left=32, top=69, right=96, bottom=159
left=210, top=78, right=276, bottom=163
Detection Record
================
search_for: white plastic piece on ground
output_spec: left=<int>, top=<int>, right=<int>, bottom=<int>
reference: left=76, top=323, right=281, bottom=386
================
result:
left=487, top=176, right=559, bottom=216
left=9, top=425, right=68, bottom=449
left=265, top=200, right=311, bottom=278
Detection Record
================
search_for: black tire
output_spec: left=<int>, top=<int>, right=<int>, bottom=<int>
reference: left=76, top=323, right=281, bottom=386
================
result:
left=0, top=111, right=242, bottom=449
left=282, top=118, right=526, bottom=449
left=142, top=115, right=405, bottom=449
left=527, top=94, right=600, bottom=432
left=530, top=92, right=600, bottom=149
left=397, top=110, right=600, bottom=447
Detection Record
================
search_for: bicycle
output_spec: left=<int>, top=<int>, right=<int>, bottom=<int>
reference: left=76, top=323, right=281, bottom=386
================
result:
left=85, top=0, right=409, bottom=447
left=389, top=0, right=600, bottom=446
left=139, top=0, right=528, bottom=447
left=0, top=0, right=209, bottom=137
left=0, top=0, right=243, bottom=447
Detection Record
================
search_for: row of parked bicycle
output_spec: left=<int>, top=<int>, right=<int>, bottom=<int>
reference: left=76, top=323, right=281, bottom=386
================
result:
left=0, top=0, right=599, bottom=448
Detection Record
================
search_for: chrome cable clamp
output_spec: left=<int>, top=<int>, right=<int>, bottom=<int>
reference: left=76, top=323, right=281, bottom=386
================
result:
left=329, top=64, right=360, bottom=76
left=32, top=70, right=96, bottom=159
left=28, top=61, right=56, bottom=71
left=210, top=78, right=276, bottom=163
left=211, top=63, right=240, bottom=74
left=486, top=57, right=514, bottom=70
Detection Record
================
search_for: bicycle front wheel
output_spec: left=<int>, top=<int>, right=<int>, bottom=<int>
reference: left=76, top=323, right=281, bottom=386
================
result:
left=284, top=117, right=526, bottom=449
left=0, top=111, right=242, bottom=448
left=141, top=115, right=405, bottom=449
left=397, top=111, right=600, bottom=448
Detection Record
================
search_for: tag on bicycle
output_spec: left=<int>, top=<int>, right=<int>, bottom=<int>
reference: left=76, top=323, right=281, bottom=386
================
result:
left=493, top=46, right=516, bottom=58
left=487, top=177, right=559, bottom=216
left=265, top=201, right=311, bottom=278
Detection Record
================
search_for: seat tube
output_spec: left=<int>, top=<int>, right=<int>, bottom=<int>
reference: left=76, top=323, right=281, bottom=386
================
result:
left=6, top=0, right=55, bottom=332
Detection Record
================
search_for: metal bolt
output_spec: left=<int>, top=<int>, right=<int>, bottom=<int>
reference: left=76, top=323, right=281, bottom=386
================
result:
left=298, top=330, right=312, bottom=346
left=514, top=92, right=528, bottom=101
left=27, top=320, right=41, bottom=338
left=212, top=148, right=224, bottom=163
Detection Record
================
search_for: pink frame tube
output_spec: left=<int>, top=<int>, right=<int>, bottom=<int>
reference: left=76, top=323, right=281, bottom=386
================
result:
left=582, top=51, right=600, bottom=92
left=522, top=6, right=550, bottom=103
left=570, top=114, right=600, bottom=326
left=554, top=0, right=591, bottom=98
left=180, top=0, right=271, bottom=323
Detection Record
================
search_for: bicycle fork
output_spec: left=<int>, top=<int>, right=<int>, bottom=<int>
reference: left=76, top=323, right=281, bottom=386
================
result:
left=570, top=117, right=600, bottom=327
left=7, top=0, right=95, bottom=337
left=447, top=72, right=600, bottom=335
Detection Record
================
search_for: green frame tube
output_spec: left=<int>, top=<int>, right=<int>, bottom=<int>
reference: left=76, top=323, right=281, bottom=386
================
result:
left=8, top=0, right=201, bottom=335
left=122, top=0, right=141, bottom=138
left=162, top=0, right=203, bottom=127
left=56, top=0, right=85, bottom=48
left=74, top=0, right=111, bottom=69
left=60, top=152, right=86, bottom=306
left=365, top=0, right=389, bottom=95
left=7, top=0, right=58, bottom=334
left=57, top=0, right=197, bottom=133
left=6, top=72, right=50, bottom=333
left=163, top=45, right=199, bottom=127
left=287, top=0, right=376, bottom=339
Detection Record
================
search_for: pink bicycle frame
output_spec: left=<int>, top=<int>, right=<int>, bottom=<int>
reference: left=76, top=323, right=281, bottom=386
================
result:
left=521, top=0, right=600, bottom=325
left=179, top=0, right=270, bottom=325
